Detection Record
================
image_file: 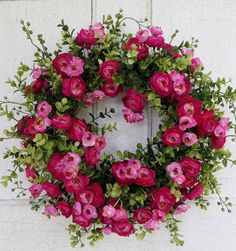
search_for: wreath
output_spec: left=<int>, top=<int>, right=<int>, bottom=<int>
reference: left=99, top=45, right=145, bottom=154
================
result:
left=1, top=10, right=236, bottom=248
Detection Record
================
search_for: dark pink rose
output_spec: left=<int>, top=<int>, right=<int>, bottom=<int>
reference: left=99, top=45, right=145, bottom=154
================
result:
left=133, top=208, right=152, bottom=224
left=52, top=53, right=73, bottom=76
left=122, top=89, right=146, bottom=113
left=62, top=77, right=86, bottom=100
left=28, top=78, right=49, bottom=94
left=176, top=96, right=202, bottom=119
left=75, top=29, right=97, bottom=49
left=72, top=214, right=91, bottom=228
left=42, top=182, right=62, bottom=198
left=150, top=72, right=173, bottom=97
left=84, top=147, right=100, bottom=166
left=180, top=175, right=197, bottom=188
left=146, top=35, right=164, bottom=48
left=197, top=110, right=217, bottom=136
left=99, top=60, right=120, bottom=80
left=179, top=157, right=202, bottom=177
left=29, top=184, right=43, bottom=198
left=100, top=80, right=123, bottom=97
left=67, top=118, right=88, bottom=142
left=111, top=161, right=133, bottom=186
left=151, top=187, right=176, bottom=213
left=56, top=201, right=72, bottom=218
left=125, top=37, right=149, bottom=60
left=162, top=126, right=183, bottom=146
left=52, top=114, right=73, bottom=131
left=25, top=165, right=36, bottom=182
left=135, top=167, right=156, bottom=187
left=187, top=182, right=204, bottom=200
left=64, top=174, right=90, bottom=193
left=211, top=135, right=226, bottom=149
left=20, top=117, right=38, bottom=138
left=111, top=221, right=134, bottom=237
left=47, top=152, right=65, bottom=181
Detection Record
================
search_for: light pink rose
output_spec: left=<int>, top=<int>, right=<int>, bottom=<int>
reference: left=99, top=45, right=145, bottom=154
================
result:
left=166, top=162, right=183, bottom=179
left=102, top=205, right=116, bottom=218
left=62, top=152, right=81, bottom=168
left=182, top=133, right=198, bottom=146
left=33, top=117, right=51, bottom=132
left=128, top=159, right=141, bottom=170
left=94, top=135, right=106, bottom=150
left=102, top=226, right=112, bottom=235
left=182, top=48, right=194, bottom=56
left=173, top=174, right=186, bottom=185
left=83, top=204, right=97, bottom=219
left=174, top=204, right=190, bottom=215
left=82, top=132, right=96, bottom=147
left=73, top=202, right=82, bottom=216
left=136, top=29, right=149, bottom=42
left=44, top=205, right=58, bottom=217
left=89, top=22, right=105, bottom=39
left=36, top=101, right=52, bottom=117
left=122, top=108, right=144, bottom=123
left=63, top=165, right=78, bottom=180
left=32, top=67, right=43, bottom=79
left=144, top=219, right=160, bottom=231
left=63, top=56, right=84, bottom=76
left=179, top=115, right=197, bottom=131
left=112, top=208, right=128, bottom=221
left=84, top=90, right=105, bottom=106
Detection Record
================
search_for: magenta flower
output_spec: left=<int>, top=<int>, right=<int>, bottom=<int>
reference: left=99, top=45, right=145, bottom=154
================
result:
left=182, top=133, right=198, bottom=146
left=29, top=184, right=43, bottom=198
left=37, top=101, right=52, bottom=117
left=122, top=108, right=144, bottom=123
left=136, top=29, right=149, bottom=43
left=63, top=56, right=84, bottom=77
left=83, top=204, right=97, bottom=219
left=150, top=26, right=163, bottom=36
left=144, top=219, right=160, bottom=231
left=166, top=162, right=183, bottom=179
left=63, top=152, right=81, bottom=167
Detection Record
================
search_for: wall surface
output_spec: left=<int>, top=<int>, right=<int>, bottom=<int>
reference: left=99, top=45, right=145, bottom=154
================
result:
left=0, top=0, right=236, bottom=250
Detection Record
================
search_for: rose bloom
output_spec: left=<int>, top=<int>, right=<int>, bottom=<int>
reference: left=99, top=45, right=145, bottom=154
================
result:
left=94, top=135, right=106, bottom=151
left=179, top=157, right=202, bottom=177
left=89, top=22, right=105, bottom=39
left=44, top=205, right=58, bottom=217
left=47, top=152, right=65, bottom=181
left=136, top=29, right=149, bottom=43
left=62, top=152, right=81, bottom=168
left=112, top=207, right=128, bottom=222
left=36, top=101, right=52, bottom=117
left=82, top=131, right=96, bottom=147
left=64, top=174, right=90, bottom=193
left=134, top=167, right=156, bottom=187
left=122, top=89, right=146, bottom=113
left=162, top=126, right=183, bottom=146
left=122, top=108, right=144, bottom=123
left=144, top=219, right=160, bottom=231
left=99, top=60, right=120, bottom=80
left=197, top=110, right=217, bottom=136
left=166, top=162, right=183, bottom=179
left=146, top=35, right=165, bottom=48
left=25, top=165, right=36, bottom=182
left=29, top=184, right=43, bottom=198
left=111, top=221, right=134, bottom=237
left=150, top=72, right=173, bottom=97
left=63, top=56, right=84, bottom=77
left=111, top=161, right=134, bottom=186
left=187, top=182, right=204, bottom=200
left=83, top=204, right=98, bottom=219
left=174, top=204, right=190, bottom=215
left=67, top=118, right=88, bottom=142
left=84, top=90, right=105, bottom=106
left=25, top=78, right=49, bottom=94
left=75, top=29, right=97, bottom=48
left=62, top=77, right=86, bottom=100
left=84, top=147, right=100, bottom=166
left=182, top=133, right=198, bottom=146
left=125, top=37, right=149, bottom=60
left=211, top=135, right=226, bottom=149
left=133, top=208, right=152, bottom=224
left=51, top=114, right=73, bottom=131
left=100, top=80, right=123, bottom=97
left=56, top=201, right=72, bottom=218
left=52, top=53, right=73, bottom=76
left=32, top=67, right=43, bottom=79
left=42, top=182, right=62, bottom=198
left=150, top=26, right=163, bottom=36
left=102, top=205, right=116, bottom=218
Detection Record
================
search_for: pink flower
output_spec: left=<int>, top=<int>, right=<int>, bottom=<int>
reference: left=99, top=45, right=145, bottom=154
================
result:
left=100, top=80, right=123, bottom=97
left=144, top=219, right=160, bottom=231
left=99, top=60, right=120, bottom=80
left=63, top=56, right=84, bottom=76
left=174, top=204, right=190, bottom=215
left=122, top=108, right=144, bottom=123
left=29, top=184, right=43, bottom=198
left=150, top=26, right=163, bottom=36
left=187, top=182, right=204, bottom=200
left=112, top=208, right=128, bottom=222
left=146, top=35, right=164, bottom=48
left=166, top=162, right=183, bottom=178
left=82, top=132, right=96, bottom=147
left=179, top=115, right=197, bottom=131
left=150, top=72, right=173, bottom=97
left=162, top=126, right=183, bottom=146
left=128, top=159, right=142, bottom=170
left=25, top=165, right=36, bottom=182
left=133, top=208, right=152, bottom=224
left=180, top=157, right=202, bottom=177
left=83, top=204, right=97, bottom=219
left=182, top=133, right=198, bottom=146
left=44, top=205, right=58, bottom=217
left=75, top=29, right=97, bottom=48
left=42, top=182, right=62, bottom=198
left=73, top=201, right=82, bottom=216
left=36, top=101, right=52, bottom=117
left=29, top=78, right=49, bottom=94
left=173, top=174, right=186, bottom=185
left=135, top=167, right=156, bottom=187
left=47, top=152, right=65, bottom=181
left=72, top=214, right=91, bottom=228
left=67, top=118, right=88, bottom=142
left=102, top=205, right=116, bottom=218
left=136, top=29, right=149, bottom=43
left=62, top=77, right=86, bottom=100
left=63, top=152, right=81, bottom=168
left=122, top=89, right=146, bottom=113
left=111, top=221, right=134, bottom=237
left=84, top=90, right=105, bottom=106
left=211, top=135, right=226, bottom=149
left=152, top=209, right=166, bottom=222
left=63, top=165, right=78, bottom=180
left=122, top=164, right=138, bottom=179
left=64, top=174, right=90, bottom=193
left=219, top=117, right=229, bottom=130
left=56, top=201, right=72, bottom=218
left=191, top=57, right=201, bottom=69
left=182, top=48, right=194, bottom=56
left=197, top=110, right=217, bottom=136
left=52, top=114, right=73, bottom=131
left=84, top=147, right=100, bottom=166
left=94, top=135, right=106, bottom=151
left=111, top=161, right=133, bottom=185
left=89, top=22, right=105, bottom=39
left=102, top=226, right=112, bottom=235
left=32, top=67, right=43, bottom=79
left=52, top=53, right=73, bottom=77
left=125, top=37, right=149, bottom=60
left=33, top=117, right=51, bottom=132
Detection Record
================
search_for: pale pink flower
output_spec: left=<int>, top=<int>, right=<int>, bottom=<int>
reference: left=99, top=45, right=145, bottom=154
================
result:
left=63, top=152, right=81, bottom=167
left=173, top=174, right=186, bottom=185
left=90, top=22, right=105, bottom=39
left=170, top=70, right=185, bottom=83
left=102, top=205, right=116, bottom=218
left=82, top=131, right=96, bottom=147
left=37, top=101, right=52, bottom=117
left=73, top=202, right=82, bottom=216
left=85, top=90, right=105, bottom=106
left=144, top=219, right=160, bottom=231
left=122, top=108, right=144, bottom=123
left=174, top=204, right=190, bottom=215
left=63, top=165, right=78, bottom=180
left=127, top=159, right=141, bottom=170
left=122, top=164, right=138, bottom=179
left=219, top=117, right=229, bottom=131
left=44, top=205, right=58, bottom=217
left=32, top=67, right=43, bottom=79
left=83, top=204, right=97, bottom=219
left=182, top=132, right=198, bottom=146
left=102, top=226, right=112, bottom=235
left=64, top=56, right=84, bottom=76
left=150, top=26, right=163, bottom=36
left=34, top=117, right=51, bottom=132
left=112, top=208, right=128, bottom=221
left=191, top=57, right=201, bottom=69
left=29, top=184, right=43, bottom=198
left=136, top=29, right=149, bottom=42
left=182, top=48, right=194, bottom=56
left=166, top=162, right=183, bottom=178
left=179, top=115, right=197, bottom=131
left=94, top=135, right=106, bottom=150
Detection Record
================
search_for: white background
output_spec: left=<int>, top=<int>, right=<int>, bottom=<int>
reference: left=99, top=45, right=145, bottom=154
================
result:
left=0, top=0, right=236, bottom=250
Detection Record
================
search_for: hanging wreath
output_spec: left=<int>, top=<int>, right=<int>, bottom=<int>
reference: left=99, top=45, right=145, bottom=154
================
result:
left=1, top=10, right=236, bottom=248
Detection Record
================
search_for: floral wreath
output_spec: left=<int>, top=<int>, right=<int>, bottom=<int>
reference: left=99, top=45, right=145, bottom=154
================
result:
left=1, top=10, right=236, bottom=248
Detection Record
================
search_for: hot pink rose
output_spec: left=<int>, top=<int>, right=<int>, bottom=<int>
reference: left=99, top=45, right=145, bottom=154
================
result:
left=151, top=187, right=176, bottom=213
left=111, top=221, right=134, bottom=237
left=112, top=208, right=128, bottom=222
left=75, top=29, right=97, bottom=48
left=44, top=205, right=58, bottom=217
left=64, top=174, right=90, bottom=193
left=33, top=117, right=51, bottom=133
left=73, top=214, right=92, bottom=228
left=52, top=53, right=73, bottom=76
left=146, top=35, right=164, bottom=48
left=25, top=78, right=49, bottom=94
left=135, top=167, right=156, bottom=187
left=63, top=56, right=84, bottom=77
left=83, top=204, right=97, bottom=219
left=122, top=89, right=146, bottom=113
left=67, top=118, right=88, bottom=142
left=136, top=29, right=149, bottom=43
left=62, top=77, right=86, bottom=100
left=29, top=184, right=43, bottom=198
left=25, top=165, right=36, bottom=182
left=32, top=67, right=43, bottom=79
left=182, top=132, right=198, bottom=146
left=162, top=126, right=183, bottom=146
left=56, top=201, right=72, bottom=218
left=152, top=209, right=166, bottom=222
left=47, top=152, right=65, bottom=181
left=99, top=60, right=120, bottom=80
left=94, top=135, right=106, bottom=151
left=84, top=147, right=100, bottom=166
left=42, top=182, right=62, bottom=198
left=150, top=26, right=163, bottom=36
left=51, top=114, right=73, bottom=131
left=211, top=135, right=226, bottom=149
left=166, top=162, right=183, bottom=179
left=187, top=182, right=204, bottom=200
left=100, top=80, right=123, bottom=97
left=122, top=108, right=144, bottom=123
left=150, top=72, right=173, bottom=97
left=102, top=205, right=116, bottom=218
left=173, top=174, right=186, bottom=185
left=125, top=37, right=149, bottom=60
left=144, top=219, right=160, bottom=231
left=73, top=201, right=82, bottom=216
left=36, top=101, right=52, bottom=117
left=179, top=115, right=197, bottom=131
left=133, top=208, right=152, bottom=224
left=63, top=152, right=81, bottom=168
left=20, top=117, right=38, bottom=138
left=197, top=110, right=217, bottom=136
left=111, top=161, right=133, bottom=186
left=180, top=157, right=202, bottom=177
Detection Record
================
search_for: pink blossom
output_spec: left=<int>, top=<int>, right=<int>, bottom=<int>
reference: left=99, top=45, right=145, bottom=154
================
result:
left=89, top=23, right=105, bottom=39
left=122, top=164, right=138, bottom=179
left=191, top=57, right=201, bottom=69
left=219, top=117, right=229, bottom=131
left=136, top=29, right=149, bottom=43
left=25, top=165, right=36, bottom=182
left=150, top=26, right=163, bottom=36
left=33, top=117, right=51, bottom=132
left=63, top=152, right=81, bottom=167
left=152, top=209, right=166, bottom=222
left=182, top=48, right=194, bottom=56
left=63, top=165, right=78, bottom=180
left=44, top=205, right=58, bottom=217
left=73, top=202, right=82, bottom=216
left=182, top=133, right=198, bottom=146
left=112, top=208, right=128, bottom=221
left=94, top=135, right=106, bottom=150
left=29, top=184, right=43, bottom=198
left=36, top=101, right=52, bottom=117
left=144, top=219, right=160, bottom=231
left=102, top=226, right=112, bottom=235
left=122, top=108, right=144, bottom=123
left=64, top=56, right=84, bottom=76
left=102, top=205, right=116, bottom=218
left=166, top=162, right=183, bottom=178
left=174, top=204, right=190, bottom=215
left=82, top=131, right=96, bottom=147
left=128, top=159, right=141, bottom=170
left=179, top=115, right=197, bottom=131
left=173, top=174, right=186, bottom=185
left=83, top=204, right=97, bottom=219
left=32, top=67, right=43, bottom=79
left=85, top=90, right=105, bottom=106
left=170, top=70, right=185, bottom=83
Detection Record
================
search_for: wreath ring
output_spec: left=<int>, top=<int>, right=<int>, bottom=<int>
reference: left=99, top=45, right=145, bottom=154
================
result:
left=1, top=10, right=236, bottom=248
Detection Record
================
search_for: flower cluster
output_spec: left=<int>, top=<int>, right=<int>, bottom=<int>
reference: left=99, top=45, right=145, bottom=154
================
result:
left=1, top=11, right=235, bottom=248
